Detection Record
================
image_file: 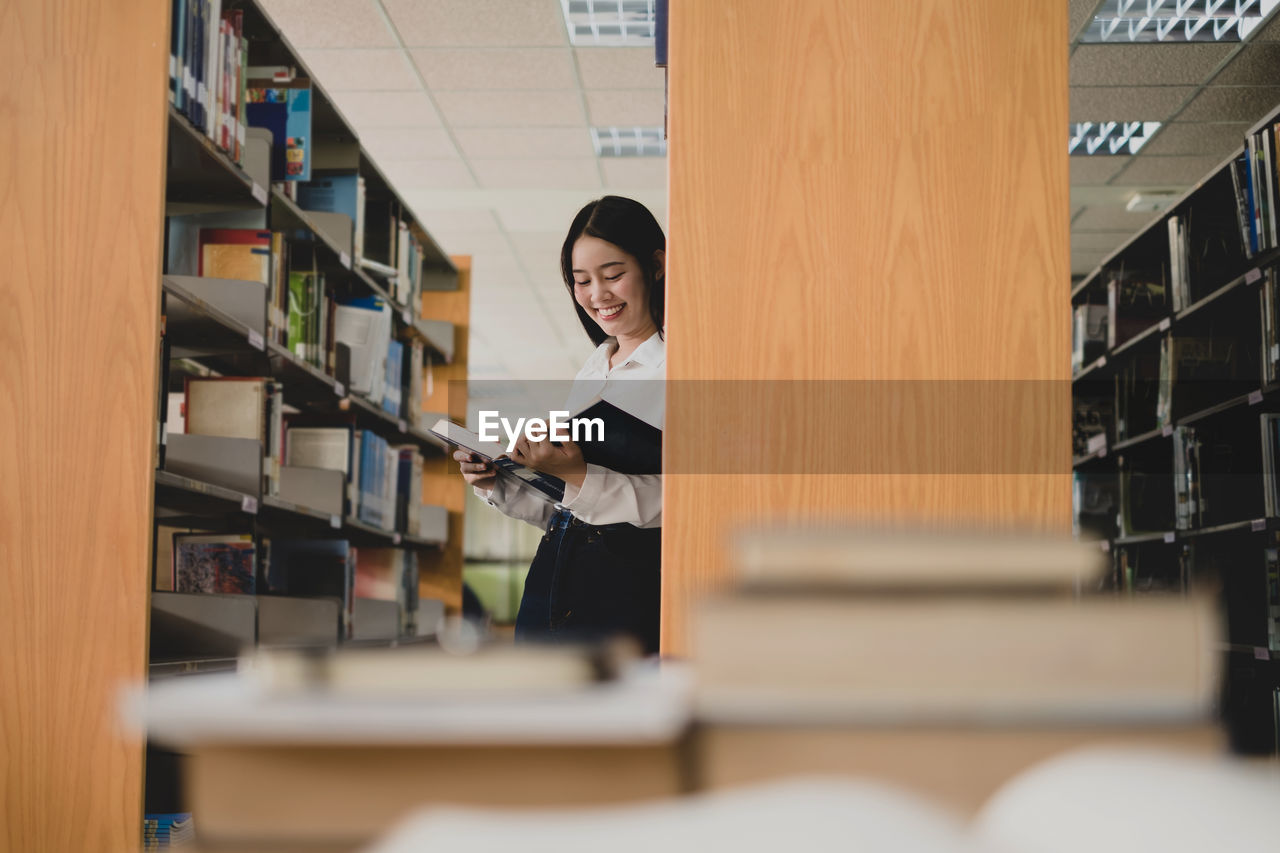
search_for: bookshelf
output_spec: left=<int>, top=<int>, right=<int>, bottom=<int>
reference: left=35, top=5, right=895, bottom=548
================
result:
left=139, top=0, right=473, bottom=839
left=1072, top=104, right=1280, bottom=757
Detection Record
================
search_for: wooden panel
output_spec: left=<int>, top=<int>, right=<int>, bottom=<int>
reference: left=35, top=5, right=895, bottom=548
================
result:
left=0, top=0, right=170, bottom=848
left=663, top=1, right=1070, bottom=652
left=418, top=257, right=472, bottom=612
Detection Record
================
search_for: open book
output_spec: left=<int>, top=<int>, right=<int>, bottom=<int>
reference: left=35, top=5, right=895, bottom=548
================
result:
left=431, top=397, right=662, bottom=506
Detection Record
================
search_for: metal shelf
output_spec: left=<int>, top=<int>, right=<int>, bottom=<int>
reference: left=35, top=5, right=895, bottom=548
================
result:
left=164, top=105, right=263, bottom=214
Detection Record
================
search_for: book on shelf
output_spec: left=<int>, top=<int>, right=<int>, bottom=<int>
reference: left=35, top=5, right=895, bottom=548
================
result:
left=354, top=548, right=419, bottom=635
left=430, top=397, right=663, bottom=506
left=1229, top=150, right=1256, bottom=258
left=1167, top=215, right=1190, bottom=312
left=1261, top=268, right=1279, bottom=385
left=392, top=445, right=425, bottom=536
left=184, top=376, right=284, bottom=495
left=382, top=339, right=405, bottom=417
left=1156, top=335, right=1237, bottom=429
left=286, top=246, right=325, bottom=368
left=1071, top=304, right=1107, bottom=372
left=174, top=533, right=256, bottom=595
left=1261, top=414, right=1280, bottom=519
left=1266, top=546, right=1280, bottom=653
left=143, top=812, right=194, bottom=850
left=335, top=296, right=393, bottom=403
left=296, top=171, right=366, bottom=261
left=196, top=228, right=271, bottom=283
left=245, top=70, right=311, bottom=182
left=1072, top=396, right=1110, bottom=457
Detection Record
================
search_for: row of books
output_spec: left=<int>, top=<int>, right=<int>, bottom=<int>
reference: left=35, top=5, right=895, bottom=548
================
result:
left=1155, top=334, right=1237, bottom=429
left=167, top=0, right=312, bottom=181
left=192, top=227, right=431, bottom=422
left=160, top=533, right=420, bottom=640
left=1260, top=268, right=1280, bottom=385
left=1229, top=122, right=1280, bottom=257
left=1106, top=268, right=1167, bottom=349
left=295, top=171, right=432, bottom=307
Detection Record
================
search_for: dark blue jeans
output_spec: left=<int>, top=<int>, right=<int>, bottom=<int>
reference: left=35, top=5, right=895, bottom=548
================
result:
left=515, top=508, right=662, bottom=655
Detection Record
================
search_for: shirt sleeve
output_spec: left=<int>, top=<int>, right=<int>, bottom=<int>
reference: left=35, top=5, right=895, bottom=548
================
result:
left=560, top=464, right=662, bottom=528
left=474, top=476, right=556, bottom=530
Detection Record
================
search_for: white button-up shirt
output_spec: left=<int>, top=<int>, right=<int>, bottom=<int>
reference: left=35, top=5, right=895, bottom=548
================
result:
left=476, top=331, right=665, bottom=530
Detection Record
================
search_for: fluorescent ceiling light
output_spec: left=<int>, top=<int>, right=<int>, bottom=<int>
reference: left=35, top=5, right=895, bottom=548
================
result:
left=560, top=0, right=656, bottom=46
left=591, top=126, right=666, bottom=157
left=1069, top=121, right=1163, bottom=155
left=1081, top=0, right=1280, bottom=43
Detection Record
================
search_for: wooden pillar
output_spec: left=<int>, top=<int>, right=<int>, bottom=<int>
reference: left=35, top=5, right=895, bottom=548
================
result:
left=418, top=256, right=472, bottom=611
left=663, top=1, right=1070, bottom=653
left=0, top=0, right=170, bottom=849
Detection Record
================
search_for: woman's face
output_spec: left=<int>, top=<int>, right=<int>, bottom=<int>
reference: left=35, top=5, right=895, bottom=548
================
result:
left=571, top=234, right=657, bottom=341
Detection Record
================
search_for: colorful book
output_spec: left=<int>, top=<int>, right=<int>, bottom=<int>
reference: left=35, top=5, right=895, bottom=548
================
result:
left=197, top=228, right=271, bottom=282
left=245, top=74, right=312, bottom=181
left=174, top=533, right=255, bottom=594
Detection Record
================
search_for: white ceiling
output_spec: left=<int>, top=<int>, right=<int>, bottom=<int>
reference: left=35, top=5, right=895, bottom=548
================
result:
left=260, top=0, right=668, bottom=381
left=261, top=1, right=1280, bottom=379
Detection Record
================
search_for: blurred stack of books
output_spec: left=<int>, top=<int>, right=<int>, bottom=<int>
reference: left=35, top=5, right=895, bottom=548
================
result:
left=692, top=525, right=1223, bottom=814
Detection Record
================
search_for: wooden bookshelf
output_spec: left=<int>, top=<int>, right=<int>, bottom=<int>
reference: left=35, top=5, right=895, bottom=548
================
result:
left=7, top=0, right=470, bottom=846
left=1072, top=102, right=1280, bottom=756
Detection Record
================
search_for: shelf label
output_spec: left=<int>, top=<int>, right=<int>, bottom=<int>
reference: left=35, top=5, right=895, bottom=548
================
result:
left=334, top=381, right=346, bottom=398
left=1247, top=267, right=1263, bottom=285
left=1252, top=518, right=1267, bottom=532
left=251, top=182, right=267, bottom=205
left=247, top=329, right=264, bottom=351
left=1255, top=647, right=1270, bottom=661
left=1086, top=433, right=1107, bottom=454
left=392, top=532, right=402, bottom=545
left=330, top=514, right=342, bottom=529
left=241, top=495, right=258, bottom=515
left=1161, top=424, right=1173, bottom=437
left=1163, top=532, right=1175, bottom=543
left=1158, top=317, right=1171, bottom=332
left=340, top=251, right=351, bottom=269
left=402, top=308, right=412, bottom=325
left=1250, top=389, right=1265, bottom=406
left=398, top=419, right=408, bottom=433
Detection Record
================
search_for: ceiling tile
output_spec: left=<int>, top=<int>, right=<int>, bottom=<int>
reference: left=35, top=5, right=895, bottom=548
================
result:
left=382, top=0, right=567, bottom=47
left=584, top=89, right=666, bottom=126
left=1112, top=154, right=1222, bottom=184
left=454, top=127, right=596, bottom=158
left=1069, top=156, right=1130, bottom=185
left=382, top=159, right=476, bottom=190
left=411, top=208, right=503, bottom=234
left=359, top=128, right=459, bottom=161
left=1072, top=205, right=1160, bottom=231
left=1212, top=43, right=1280, bottom=85
left=1138, top=122, right=1247, bottom=156
left=1071, top=231, right=1134, bottom=252
left=421, top=230, right=513, bottom=257
left=258, top=0, right=397, bottom=48
left=434, top=90, right=586, bottom=127
left=1069, top=86, right=1194, bottom=122
left=410, top=48, right=577, bottom=90
left=1070, top=44, right=1235, bottom=86
left=574, top=47, right=665, bottom=90
left=1069, top=0, right=1098, bottom=43
left=297, top=48, right=420, bottom=91
left=601, top=158, right=668, bottom=189
left=330, top=90, right=442, bottom=128
left=471, top=159, right=602, bottom=190
left=1177, top=86, right=1280, bottom=122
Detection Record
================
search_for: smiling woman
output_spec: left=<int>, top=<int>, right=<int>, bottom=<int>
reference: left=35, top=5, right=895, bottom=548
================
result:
left=454, top=196, right=667, bottom=654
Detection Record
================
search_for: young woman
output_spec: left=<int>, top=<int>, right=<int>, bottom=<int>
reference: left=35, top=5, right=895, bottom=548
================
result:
left=455, top=195, right=665, bottom=654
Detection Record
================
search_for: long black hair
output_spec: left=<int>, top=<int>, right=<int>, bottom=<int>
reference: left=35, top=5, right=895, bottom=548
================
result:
left=560, top=196, right=666, bottom=347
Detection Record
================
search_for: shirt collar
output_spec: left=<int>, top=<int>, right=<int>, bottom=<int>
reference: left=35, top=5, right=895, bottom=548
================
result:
left=602, top=331, right=665, bottom=370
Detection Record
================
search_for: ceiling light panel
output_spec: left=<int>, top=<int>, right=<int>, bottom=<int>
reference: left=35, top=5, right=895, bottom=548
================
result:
left=561, top=0, right=656, bottom=46
left=1069, top=121, right=1163, bottom=154
left=1081, top=0, right=1280, bottom=43
left=590, top=126, right=666, bottom=157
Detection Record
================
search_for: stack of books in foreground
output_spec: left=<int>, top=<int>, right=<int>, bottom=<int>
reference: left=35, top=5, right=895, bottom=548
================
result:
left=692, top=525, right=1223, bottom=815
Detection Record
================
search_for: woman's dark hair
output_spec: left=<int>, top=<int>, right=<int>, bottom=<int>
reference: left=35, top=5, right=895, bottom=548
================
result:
left=560, top=195, right=665, bottom=346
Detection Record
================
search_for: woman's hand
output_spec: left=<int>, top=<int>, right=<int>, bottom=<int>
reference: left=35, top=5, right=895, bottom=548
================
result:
left=454, top=450, right=497, bottom=491
left=510, top=436, right=587, bottom=488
